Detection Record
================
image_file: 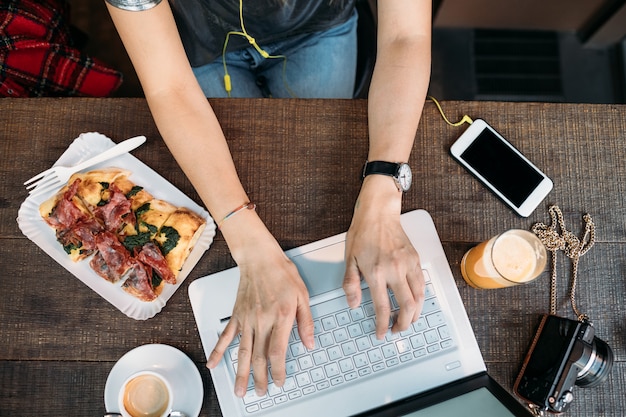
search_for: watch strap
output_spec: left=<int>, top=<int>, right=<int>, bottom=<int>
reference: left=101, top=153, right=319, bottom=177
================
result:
left=362, top=161, right=399, bottom=178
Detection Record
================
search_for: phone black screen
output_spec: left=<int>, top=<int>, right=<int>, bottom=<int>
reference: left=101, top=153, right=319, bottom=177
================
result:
left=460, top=128, right=544, bottom=207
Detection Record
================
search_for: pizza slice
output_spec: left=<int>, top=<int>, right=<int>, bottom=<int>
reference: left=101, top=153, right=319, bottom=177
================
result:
left=155, top=207, right=206, bottom=280
left=68, top=168, right=130, bottom=208
left=39, top=179, right=90, bottom=229
left=39, top=179, right=101, bottom=261
left=134, top=199, right=177, bottom=238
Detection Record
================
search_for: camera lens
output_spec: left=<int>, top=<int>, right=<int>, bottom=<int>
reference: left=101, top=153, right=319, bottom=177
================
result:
left=576, top=336, right=614, bottom=388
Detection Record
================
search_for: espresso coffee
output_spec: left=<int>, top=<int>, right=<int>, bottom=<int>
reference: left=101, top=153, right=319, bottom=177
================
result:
left=122, top=373, right=170, bottom=417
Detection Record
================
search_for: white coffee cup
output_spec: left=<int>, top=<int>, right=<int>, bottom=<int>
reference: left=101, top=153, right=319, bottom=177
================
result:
left=118, top=370, right=173, bottom=417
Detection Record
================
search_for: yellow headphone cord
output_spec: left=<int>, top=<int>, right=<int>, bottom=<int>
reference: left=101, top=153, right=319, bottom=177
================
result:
left=427, top=96, right=473, bottom=126
left=222, top=0, right=295, bottom=97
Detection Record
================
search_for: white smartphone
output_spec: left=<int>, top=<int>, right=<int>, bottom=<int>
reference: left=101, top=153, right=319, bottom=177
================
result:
left=450, top=119, right=553, bottom=217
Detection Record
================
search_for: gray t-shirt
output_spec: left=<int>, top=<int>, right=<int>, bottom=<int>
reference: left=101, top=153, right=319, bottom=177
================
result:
left=105, top=0, right=355, bottom=67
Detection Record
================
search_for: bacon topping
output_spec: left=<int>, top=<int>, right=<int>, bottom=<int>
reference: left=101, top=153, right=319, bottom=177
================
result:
left=56, top=217, right=103, bottom=256
left=93, top=183, right=134, bottom=232
left=122, top=261, right=158, bottom=301
left=89, top=231, right=132, bottom=282
left=45, top=179, right=88, bottom=230
left=70, top=217, right=104, bottom=251
left=136, top=242, right=176, bottom=284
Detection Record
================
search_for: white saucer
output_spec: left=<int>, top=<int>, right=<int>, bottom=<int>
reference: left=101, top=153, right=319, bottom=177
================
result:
left=105, top=344, right=203, bottom=416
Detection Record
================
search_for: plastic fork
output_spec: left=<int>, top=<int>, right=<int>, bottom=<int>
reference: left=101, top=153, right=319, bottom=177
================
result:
left=24, top=135, right=147, bottom=197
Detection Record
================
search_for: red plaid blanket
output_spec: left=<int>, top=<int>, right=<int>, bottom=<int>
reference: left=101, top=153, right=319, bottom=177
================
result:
left=1, top=0, right=122, bottom=97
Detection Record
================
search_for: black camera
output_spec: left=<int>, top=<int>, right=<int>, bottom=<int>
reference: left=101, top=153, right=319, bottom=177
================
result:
left=514, top=314, right=613, bottom=414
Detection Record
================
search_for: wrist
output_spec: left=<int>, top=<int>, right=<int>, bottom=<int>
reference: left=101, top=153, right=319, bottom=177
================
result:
left=217, top=205, right=275, bottom=262
left=216, top=202, right=256, bottom=230
left=362, top=160, right=412, bottom=192
left=356, top=175, right=403, bottom=216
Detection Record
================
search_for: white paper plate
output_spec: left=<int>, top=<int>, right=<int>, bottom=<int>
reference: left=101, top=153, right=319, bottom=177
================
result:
left=104, top=344, right=203, bottom=416
left=17, top=132, right=216, bottom=320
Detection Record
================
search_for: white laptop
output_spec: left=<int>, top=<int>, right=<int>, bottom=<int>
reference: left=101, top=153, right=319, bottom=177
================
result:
left=188, top=209, right=532, bottom=416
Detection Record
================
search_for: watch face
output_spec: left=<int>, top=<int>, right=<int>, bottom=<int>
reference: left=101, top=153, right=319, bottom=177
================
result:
left=397, top=163, right=412, bottom=191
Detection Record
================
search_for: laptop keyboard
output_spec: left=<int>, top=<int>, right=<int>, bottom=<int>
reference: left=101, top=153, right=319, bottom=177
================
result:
left=225, top=270, right=455, bottom=414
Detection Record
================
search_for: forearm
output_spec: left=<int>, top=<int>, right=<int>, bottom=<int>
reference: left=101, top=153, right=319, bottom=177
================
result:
left=106, top=2, right=267, bottom=257
left=367, top=36, right=431, bottom=163
left=367, top=0, right=431, bottom=164
left=147, top=80, right=279, bottom=264
left=147, top=89, right=245, bottom=216
left=358, top=1, right=431, bottom=211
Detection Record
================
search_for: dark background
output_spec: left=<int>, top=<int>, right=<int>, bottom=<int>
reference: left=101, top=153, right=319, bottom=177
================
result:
left=70, top=0, right=626, bottom=102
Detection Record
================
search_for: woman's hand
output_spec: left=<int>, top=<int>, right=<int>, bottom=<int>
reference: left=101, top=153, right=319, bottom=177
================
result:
left=343, top=176, right=425, bottom=339
left=206, top=215, right=314, bottom=398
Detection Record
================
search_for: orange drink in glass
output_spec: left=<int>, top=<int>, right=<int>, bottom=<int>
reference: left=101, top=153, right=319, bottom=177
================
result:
left=460, top=229, right=547, bottom=289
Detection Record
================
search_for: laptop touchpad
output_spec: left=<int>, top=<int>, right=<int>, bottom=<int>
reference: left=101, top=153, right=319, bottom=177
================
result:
left=291, top=241, right=346, bottom=298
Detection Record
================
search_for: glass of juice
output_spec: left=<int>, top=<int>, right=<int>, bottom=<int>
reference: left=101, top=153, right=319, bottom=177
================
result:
left=460, top=229, right=547, bottom=289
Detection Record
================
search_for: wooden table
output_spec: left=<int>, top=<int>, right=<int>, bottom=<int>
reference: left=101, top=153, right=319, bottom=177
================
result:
left=1, top=98, right=624, bottom=416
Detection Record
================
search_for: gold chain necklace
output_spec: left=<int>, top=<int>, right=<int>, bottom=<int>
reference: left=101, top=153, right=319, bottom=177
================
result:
left=531, top=205, right=596, bottom=322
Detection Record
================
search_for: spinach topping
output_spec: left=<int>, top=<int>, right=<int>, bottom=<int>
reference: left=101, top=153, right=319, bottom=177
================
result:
left=96, top=182, right=111, bottom=206
left=157, top=226, right=180, bottom=256
left=135, top=202, right=150, bottom=218
left=139, top=223, right=157, bottom=235
left=122, top=231, right=152, bottom=252
left=126, top=185, right=143, bottom=198
left=63, top=242, right=81, bottom=255
left=152, top=272, right=163, bottom=289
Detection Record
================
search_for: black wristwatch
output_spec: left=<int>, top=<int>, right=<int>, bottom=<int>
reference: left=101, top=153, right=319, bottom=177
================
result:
left=362, top=160, right=412, bottom=192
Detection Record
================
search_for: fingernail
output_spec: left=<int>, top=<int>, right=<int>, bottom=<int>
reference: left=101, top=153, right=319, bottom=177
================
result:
left=235, top=386, right=245, bottom=397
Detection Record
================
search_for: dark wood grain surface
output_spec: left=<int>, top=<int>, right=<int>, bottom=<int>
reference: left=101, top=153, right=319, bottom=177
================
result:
left=1, top=98, right=624, bottom=416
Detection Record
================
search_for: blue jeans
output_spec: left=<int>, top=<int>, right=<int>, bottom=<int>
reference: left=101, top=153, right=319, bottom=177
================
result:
left=192, top=11, right=358, bottom=98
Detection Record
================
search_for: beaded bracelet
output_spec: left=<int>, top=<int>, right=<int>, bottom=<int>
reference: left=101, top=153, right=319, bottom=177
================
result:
left=217, top=202, right=256, bottom=230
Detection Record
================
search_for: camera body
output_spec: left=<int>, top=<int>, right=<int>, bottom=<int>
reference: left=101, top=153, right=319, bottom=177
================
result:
left=514, top=314, right=613, bottom=414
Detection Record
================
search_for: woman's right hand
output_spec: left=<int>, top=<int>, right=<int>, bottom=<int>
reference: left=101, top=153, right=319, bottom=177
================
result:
left=206, top=211, right=315, bottom=398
